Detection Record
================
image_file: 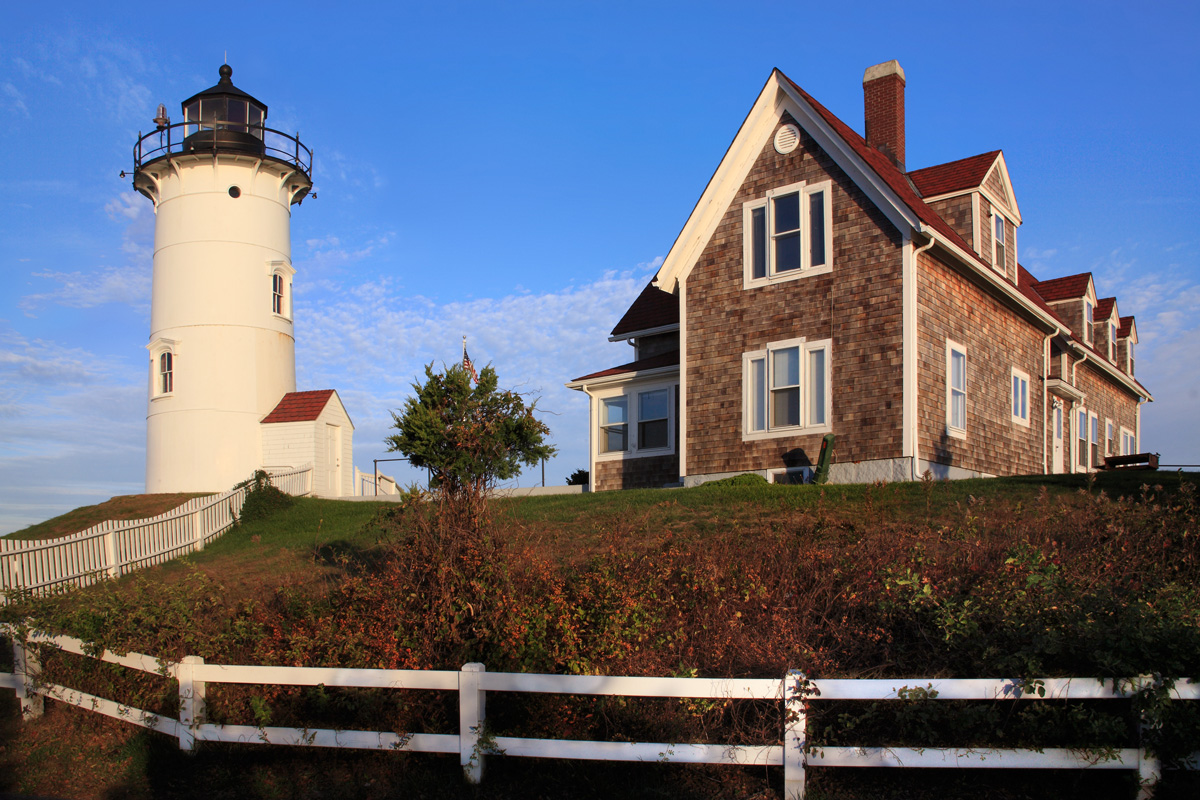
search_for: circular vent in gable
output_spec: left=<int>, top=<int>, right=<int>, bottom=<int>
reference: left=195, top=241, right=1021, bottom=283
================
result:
left=774, top=124, right=800, bottom=154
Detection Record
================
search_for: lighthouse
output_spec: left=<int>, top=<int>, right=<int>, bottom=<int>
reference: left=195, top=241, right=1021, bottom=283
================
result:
left=132, top=65, right=352, bottom=495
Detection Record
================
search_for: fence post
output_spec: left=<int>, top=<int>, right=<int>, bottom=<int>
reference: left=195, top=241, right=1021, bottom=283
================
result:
left=14, top=638, right=44, bottom=719
left=103, top=524, right=120, bottom=579
left=191, top=509, right=205, bottom=553
left=459, top=662, right=487, bottom=784
left=783, top=670, right=807, bottom=800
left=177, top=655, right=206, bottom=752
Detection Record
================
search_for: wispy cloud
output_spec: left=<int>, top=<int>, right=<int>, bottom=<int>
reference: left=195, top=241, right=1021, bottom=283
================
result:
left=293, top=260, right=660, bottom=484
left=2, top=82, right=28, bottom=116
left=19, top=192, right=153, bottom=314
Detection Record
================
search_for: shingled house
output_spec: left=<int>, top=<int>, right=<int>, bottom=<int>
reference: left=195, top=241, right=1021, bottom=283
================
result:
left=567, top=62, right=1151, bottom=491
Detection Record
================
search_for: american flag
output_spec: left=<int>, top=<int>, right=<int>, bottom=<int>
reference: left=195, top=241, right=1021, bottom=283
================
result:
left=462, top=340, right=478, bottom=382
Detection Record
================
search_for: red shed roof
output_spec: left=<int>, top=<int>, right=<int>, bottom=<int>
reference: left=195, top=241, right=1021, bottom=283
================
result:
left=261, top=390, right=337, bottom=424
left=572, top=350, right=680, bottom=383
left=908, top=151, right=1000, bottom=198
left=612, top=282, right=679, bottom=337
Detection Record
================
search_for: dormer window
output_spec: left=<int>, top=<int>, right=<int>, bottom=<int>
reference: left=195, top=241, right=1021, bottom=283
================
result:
left=1109, top=322, right=1117, bottom=362
left=1128, top=342, right=1135, bottom=376
left=992, top=212, right=1006, bottom=275
left=1084, top=300, right=1094, bottom=344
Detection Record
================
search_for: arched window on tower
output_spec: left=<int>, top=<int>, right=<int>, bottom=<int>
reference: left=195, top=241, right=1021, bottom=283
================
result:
left=147, top=338, right=178, bottom=399
left=160, top=351, right=173, bottom=394
left=268, top=261, right=296, bottom=320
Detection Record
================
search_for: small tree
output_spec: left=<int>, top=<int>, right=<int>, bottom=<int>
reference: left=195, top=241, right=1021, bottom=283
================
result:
left=386, top=363, right=555, bottom=529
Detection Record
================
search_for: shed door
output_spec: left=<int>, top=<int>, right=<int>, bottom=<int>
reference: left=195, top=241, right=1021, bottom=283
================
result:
left=326, top=424, right=342, bottom=497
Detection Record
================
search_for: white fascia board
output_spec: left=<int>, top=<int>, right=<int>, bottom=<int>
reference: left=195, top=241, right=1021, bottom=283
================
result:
left=658, top=70, right=924, bottom=292
left=925, top=231, right=1060, bottom=333
left=1067, top=345, right=1153, bottom=402
left=564, top=365, right=680, bottom=393
left=326, top=389, right=355, bottom=430
left=773, top=83, right=920, bottom=236
left=607, top=323, right=680, bottom=343
left=982, top=153, right=1022, bottom=225
left=655, top=73, right=784, bottom=292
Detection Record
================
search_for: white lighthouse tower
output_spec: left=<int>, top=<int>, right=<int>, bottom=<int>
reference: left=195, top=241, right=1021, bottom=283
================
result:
left=132, top=65, right=316, bottom=493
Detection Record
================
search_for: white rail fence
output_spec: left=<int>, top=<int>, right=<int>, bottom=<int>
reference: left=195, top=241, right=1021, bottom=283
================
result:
left=0, top=466, right=312, bottom=602
left=1, top=629, right=1196, bottom=799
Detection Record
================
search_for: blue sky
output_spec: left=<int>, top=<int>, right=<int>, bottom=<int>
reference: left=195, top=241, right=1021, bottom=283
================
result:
left=2, top=1, right=1198, bottom=533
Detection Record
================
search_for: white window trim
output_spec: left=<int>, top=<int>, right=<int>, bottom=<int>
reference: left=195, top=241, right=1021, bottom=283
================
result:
left=1010, top=367, right=1030, bottom=427
left=1127, top=341, right=1135, bottom=375
left=268, top=260, right=296, bottom=321
left=147, top=337, right=178, bottom=400
left=1076, top=407, right=1088, bottom=471
left=593, top=381, right=677, bottom=461
left=945, top=340, right=967, bottom=440
left=1120, top=426, right=1136, bottom=456
left=742, top=179, right=833, bottom=289
left=1109, top=322, right=1118, bottom=363
left=1083, top=299, right=1094, bottom=345
left=991, top=209, right=1007, bottom=276
left=742, top=336, right=833, bottom=441
left=1105, top=418, right=1115, bottom=457
left=1089, top=411, right=1100, bottom=469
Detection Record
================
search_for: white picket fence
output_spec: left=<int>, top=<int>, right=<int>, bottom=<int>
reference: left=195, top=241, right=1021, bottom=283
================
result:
left=1, top=628, right=1196, bottom=799
left=0, top=466, right=312, bottom=602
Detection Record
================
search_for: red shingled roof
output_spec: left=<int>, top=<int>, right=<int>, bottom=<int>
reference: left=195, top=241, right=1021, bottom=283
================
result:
left=261, top=390, right=337, bottom=424
left=1032, top=273, right=1093, bottom=302
left=612, top=282, right=679, bottom=337
left=1017, top=265, right=1067, bottom=326
left=778, top=73, right=980, bottom=262
left=1095, top=297, right=1116, bottom=322
left=573, top=350, right=680, bottom=383
left=1118, top=316, right=1134, bottom=338
left=908, top=151, right=1000, bottom=198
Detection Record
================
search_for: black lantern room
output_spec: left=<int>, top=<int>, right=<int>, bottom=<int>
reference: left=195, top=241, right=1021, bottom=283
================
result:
left=180, top=64, right=268, bottom=155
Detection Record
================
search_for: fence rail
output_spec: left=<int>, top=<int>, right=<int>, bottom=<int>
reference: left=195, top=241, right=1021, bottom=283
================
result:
left=2, top=628, right=1196, bottom=799
left=0, top=466, right=312, bottom=602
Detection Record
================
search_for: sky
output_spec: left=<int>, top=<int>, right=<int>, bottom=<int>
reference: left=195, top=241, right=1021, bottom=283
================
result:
left=2, top=1, right=1198, bottom=534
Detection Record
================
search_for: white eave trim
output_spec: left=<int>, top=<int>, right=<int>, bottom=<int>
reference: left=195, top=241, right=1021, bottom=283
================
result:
left=655, top=70, right=923, bottom=292
left=983, top=153, right=1022, bottom=225
left=607, top=323, right=680, bottom=343
left=1046, top=377, right=1086, bottom=403
left=565, top=364, right=680, bottom=392
left=1066, top=343, right=1153, bottom=402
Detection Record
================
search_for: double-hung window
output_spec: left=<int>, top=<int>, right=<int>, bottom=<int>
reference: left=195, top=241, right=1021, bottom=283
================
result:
left=743, top=180, right=832, bottom=287
left=273, top=273, right=285, bottom=315
left=159, top=351, right=173, bottom=395
left=1109, top=322, right=1117, bottom=362
left=1121, top=428, right=1136, bottom=455
left=1105, top=419, right=1115, bottom=456
left=599, top=397, right=628, bottom=454
left=946, top=341, right=967, bottom=439
left=1077, top=409, right=1088, bottom=469
left=1090, top=412, right=1100, bottom=468
left=992, top=212, right=1006, bottom=274
left=744, top=337, right=831, bottom=439
left=1011, top=367, right=1029, bottom=426
left=596, top=385, right=675, bottom=458
left=1084, top=300, right=1094, bottom=344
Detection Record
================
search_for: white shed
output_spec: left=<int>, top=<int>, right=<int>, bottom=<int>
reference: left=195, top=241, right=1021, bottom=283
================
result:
left=261, top=390, right=355, bottom=497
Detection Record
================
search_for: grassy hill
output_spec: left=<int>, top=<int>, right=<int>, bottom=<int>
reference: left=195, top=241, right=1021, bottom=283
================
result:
left=5, top=493, right=208, bottom=541
left=2, top=470, right=1198, bottom=799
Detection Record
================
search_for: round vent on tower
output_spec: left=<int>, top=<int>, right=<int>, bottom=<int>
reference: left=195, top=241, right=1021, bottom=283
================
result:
left=774, top=124, right=800, bottom=154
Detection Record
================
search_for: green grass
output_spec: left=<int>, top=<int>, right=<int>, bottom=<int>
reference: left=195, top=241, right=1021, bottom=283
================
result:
left=6, top=493, right=209, bottom=541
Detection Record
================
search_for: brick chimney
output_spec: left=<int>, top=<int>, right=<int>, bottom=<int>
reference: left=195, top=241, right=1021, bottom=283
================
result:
left=863, top=60, right=906, bottom=170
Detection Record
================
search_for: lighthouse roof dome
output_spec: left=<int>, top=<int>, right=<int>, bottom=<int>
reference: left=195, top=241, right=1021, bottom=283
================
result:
left=181, top=64, right=268, bottom=116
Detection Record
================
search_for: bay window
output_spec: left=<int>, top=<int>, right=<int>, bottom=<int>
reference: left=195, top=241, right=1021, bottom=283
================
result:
left=596, top=385, right=675, bottom=458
